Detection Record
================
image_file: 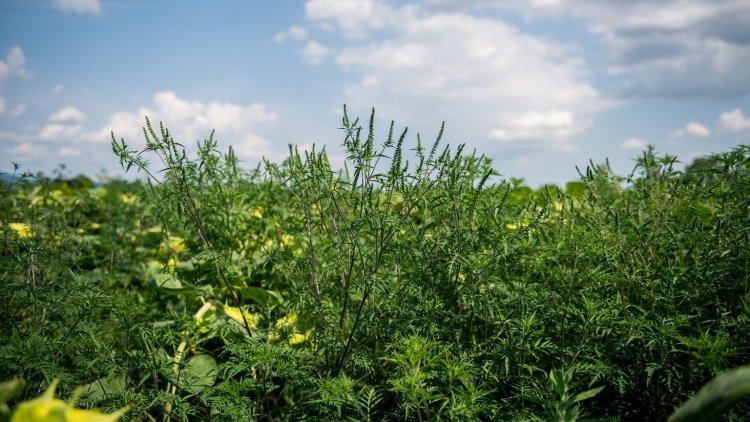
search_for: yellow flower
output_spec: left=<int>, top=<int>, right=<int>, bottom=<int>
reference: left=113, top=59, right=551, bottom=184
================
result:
left=281, top=234, right=295, bottom=247
left=169, top=236, right=186, bottom=253
left=275, top=313, right=298, bottom=328
left=119, top=194, right=138, bottom=204
left=251, top=207, right=263, bottom=218
left=269, top=314, right=312, bottom=347
left=288, top=332, right=309, bottom=345
left=165, top=257, right=177, bottom=272
left=159, top=236, right=187, bottom=254
left=9, top=223, right=32, bottom=238
left=506, top=218, right=530, bottom=230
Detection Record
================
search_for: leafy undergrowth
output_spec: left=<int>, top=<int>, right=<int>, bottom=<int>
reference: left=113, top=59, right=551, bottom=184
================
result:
left=2, top=110, right=749, bottom=421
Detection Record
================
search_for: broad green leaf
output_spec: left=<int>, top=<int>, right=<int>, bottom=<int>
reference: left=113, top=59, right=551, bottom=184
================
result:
left=152, top=273, right=196, bottom=295
left=179, top=354, right=217, bottom=394
left=79, top=374, right=127, bottom=404
left=164, top=354, right=217, bottom=395
left=154, top=273, right=182, bottom=290
left=241, top=286, right=281, bottom=307
left=668, top=365, right=750, bottom=422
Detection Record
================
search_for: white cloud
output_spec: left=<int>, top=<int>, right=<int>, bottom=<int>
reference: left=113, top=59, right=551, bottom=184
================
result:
left=54, top=84, right=64, bottom=94
left=718, top=108, right=750, bottom=132
left=0, top=98, right=6, bottom=116
left=274, top=26, right=309, bottom=43
left=425, top=0, right=750, bottom=97
left=306, top=0, right=407, bottom=38
left=0, top=46, right=29, bottom=83
left=7, top=142, right=47, bottom=159
left=0, top=131, right=33, bottom=143
left=52, top=0, right=101, bottom=14
left=90, top=91, right=278, bottom=161
left=621, top=138, right=646, bottom=149
left=37, top=106, right=87, bottom=141
left=50, top=106, right=86, bottom=123
left=331, top=6, right=609, bottom=148
left=10, top=104, right=26, bottom=118
left=301, top=40, right=330, bottom=65
left=490, top=109, right=577, bottom=142
left=39, top=123, right=83, bottom=141
left=672, top=122, right=710, bottom=138
left=59, top=147, right=82, bottom=157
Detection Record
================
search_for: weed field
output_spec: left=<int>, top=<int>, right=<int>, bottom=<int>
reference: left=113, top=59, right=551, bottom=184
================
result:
left=2, top=112, right=750, bottom=420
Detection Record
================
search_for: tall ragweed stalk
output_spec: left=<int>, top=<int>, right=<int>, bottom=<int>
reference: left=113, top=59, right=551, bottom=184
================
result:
left=110, top=118, right=254, bottom=337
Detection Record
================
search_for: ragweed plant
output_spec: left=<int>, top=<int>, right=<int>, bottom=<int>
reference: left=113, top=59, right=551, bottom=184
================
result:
left=2, top=109, right=749, bottom=420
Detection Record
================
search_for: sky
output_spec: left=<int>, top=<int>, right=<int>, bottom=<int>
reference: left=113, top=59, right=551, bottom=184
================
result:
left=1, top=0, right=750, bottom=186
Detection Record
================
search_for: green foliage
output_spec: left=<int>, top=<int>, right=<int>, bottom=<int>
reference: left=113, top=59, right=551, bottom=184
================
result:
left=668, top=365, right=750, bottom=422
left=521, top=367, right=603, bottom=422
left=1, top=110, right=750, bottom=420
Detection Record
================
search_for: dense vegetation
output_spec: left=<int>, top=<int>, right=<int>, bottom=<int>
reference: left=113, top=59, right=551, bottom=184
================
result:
left=2, top=111, right=750, bottom=420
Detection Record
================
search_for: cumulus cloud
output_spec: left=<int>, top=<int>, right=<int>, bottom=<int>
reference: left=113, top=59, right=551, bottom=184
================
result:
left=274, top=26, right=309, bottom=43
left=6, top=142, right=47, bottom=159
left=52, top=0, right=101, bottom=14
left=718, top=108, right=750, bottom=132
left=424, top=0, right=750, bottom=98
left=0, top=46, right=29, bottom=83
left=301, top=40, right=330, bottom=64
left=305, top=0, right=408, bottom=38
left=672, top=122, right=710, bottom=137
left=328, top=5, right=608, bottom=148
left=36, top=106, right=87, bottom=141
left=90, top=91, right=278, bottom=160
left=58, top=147, right=82, bottom=157
left=10, top=104, right=26, bottom=118
left=621, top=137, right=647, bottom=149
left=39, top=123, right=83, bottom=141
left=50, top=106, right=86, bottom=123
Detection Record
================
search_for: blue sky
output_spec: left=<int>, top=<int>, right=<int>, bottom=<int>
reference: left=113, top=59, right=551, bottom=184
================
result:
left=1, top=0, right=749, bottom=186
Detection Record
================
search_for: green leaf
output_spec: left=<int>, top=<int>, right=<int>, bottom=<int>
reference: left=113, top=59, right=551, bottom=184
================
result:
left=241, top=286, right=281, bottom=307
left=519, top=393, right=545, bottom=405
left=668, top=365, right=750, bottom=422
left=79, top=374, right=127, bottom=404
left=153, top=273, right=196, bottom=295
left=573, top=386, right=604, bottom=403
left=154, top=273, right=182, bottom=289
left=0, top=378, right=24, bottom=405
left=177, top=354, right=217, bottom=394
